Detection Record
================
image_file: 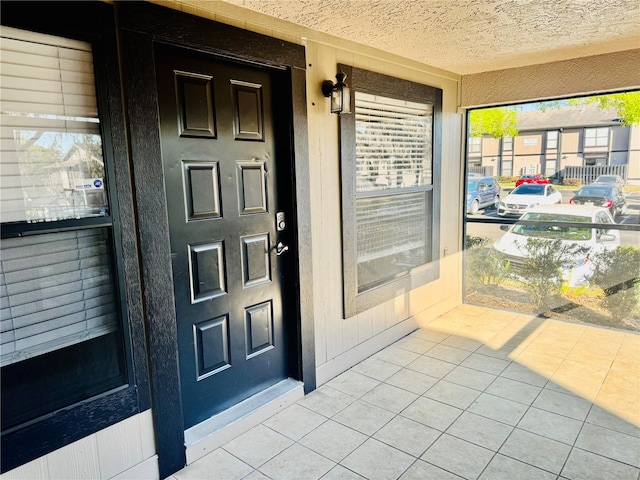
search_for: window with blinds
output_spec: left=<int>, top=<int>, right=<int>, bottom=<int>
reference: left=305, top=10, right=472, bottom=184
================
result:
left=0, top=229, right=117, bottom=366
left=354, top=92, right=433, bottom=292
left=0, top=27, right=118, bottom=367
left=339, top=65, right=441, bottom=317
left=355, top=93, right=432, bottom=192
left=1, top=26, right=107, bottom=224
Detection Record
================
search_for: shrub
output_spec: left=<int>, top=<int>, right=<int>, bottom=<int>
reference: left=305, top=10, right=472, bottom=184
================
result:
left=499, top=176, right=519, bottom=183
left=562, top=177, right=582, bottom=186
left=465, top=235, right=509, bottom=290
left=588, top=246, right=640, bottom=323
left=516, top=237, right=590, bottom=309
left=465, top=234, right=486, bottom=249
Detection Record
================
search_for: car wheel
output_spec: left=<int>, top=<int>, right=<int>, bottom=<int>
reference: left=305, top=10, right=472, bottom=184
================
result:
left=621, top=204, right=628, bottom=215
left=491, top=195, right=499, bottom=209
left=469, top=200, right=479, bottom=215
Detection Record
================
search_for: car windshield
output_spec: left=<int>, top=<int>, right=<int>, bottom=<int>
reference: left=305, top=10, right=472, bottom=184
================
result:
left=513, top=184, right=545, bottom=195
left=577, top=186, right=612, bottom=197
left=511, top=213, right=592, bottom=240
left=467, top=181, right=478, bottom=192
left=595, top=176, right=618, bottom=184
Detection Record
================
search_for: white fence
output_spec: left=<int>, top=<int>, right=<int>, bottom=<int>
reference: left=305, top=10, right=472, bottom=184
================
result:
left=555, top=165, right=627, bottom=185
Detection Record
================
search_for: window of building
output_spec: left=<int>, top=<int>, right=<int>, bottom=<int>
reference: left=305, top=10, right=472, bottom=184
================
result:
left=338, top=65, right=441, bottom=317
left=546, top=131, right=558, bottom=149
left=545, top=159, right=557, bottom=176
left=0, top=3, right=145, bottom=471
left=502, top=161, right=513, bottom=177
left=585, top=127, right=609, bottom=147
left=503, top=136, right=513, bottom=151
left=0, top=24, right=127, bottom=428
left=469, top=136, right=482, bottom=153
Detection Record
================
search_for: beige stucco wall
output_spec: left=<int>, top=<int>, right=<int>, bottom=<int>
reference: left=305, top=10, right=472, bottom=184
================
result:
left=460, top=49, right=640, bottom=108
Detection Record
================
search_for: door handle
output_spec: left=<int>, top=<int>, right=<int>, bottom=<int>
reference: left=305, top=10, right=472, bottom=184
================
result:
left=274, top=242, right=289, bottom=256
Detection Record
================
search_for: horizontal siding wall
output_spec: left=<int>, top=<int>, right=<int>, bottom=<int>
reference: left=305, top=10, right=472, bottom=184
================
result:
left=160, top=0, right=466, bottom=381
left=304, top=42, right=464, bottom=379
left=0, top=410, right=158, bottom=480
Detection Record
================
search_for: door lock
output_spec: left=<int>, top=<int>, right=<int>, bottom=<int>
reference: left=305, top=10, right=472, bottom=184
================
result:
left=276, top=212, right=286, bottom=231
left=274, top=242, right=289, bottom=256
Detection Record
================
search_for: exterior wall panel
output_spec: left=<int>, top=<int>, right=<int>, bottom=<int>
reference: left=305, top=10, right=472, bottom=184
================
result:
left=562, top=130, right=581, bottom=153
left=612, top=127, right=631, bottom=151
left=0, top=411, right=157, bottom=480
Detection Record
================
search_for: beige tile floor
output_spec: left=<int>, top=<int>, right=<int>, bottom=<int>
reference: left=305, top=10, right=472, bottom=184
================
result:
left=167, top=305, right=640, bottom=480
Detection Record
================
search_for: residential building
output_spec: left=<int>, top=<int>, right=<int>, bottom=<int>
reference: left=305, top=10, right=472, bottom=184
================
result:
left=469, top=103, right=640, bottom=184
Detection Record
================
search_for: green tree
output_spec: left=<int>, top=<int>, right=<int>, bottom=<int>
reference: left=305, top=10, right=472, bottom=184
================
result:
left=569, top=92, right=640, bottom=126
left=469, top=92, right=640, bottom=140
left=469, top=107, right=519, bottom=138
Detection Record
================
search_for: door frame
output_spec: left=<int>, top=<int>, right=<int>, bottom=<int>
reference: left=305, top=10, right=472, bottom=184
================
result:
left=117, top=3, right=314, bottom=477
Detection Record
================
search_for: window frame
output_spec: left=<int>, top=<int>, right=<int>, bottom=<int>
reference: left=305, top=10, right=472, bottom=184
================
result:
left=503, top=136, right=513, bottom=151
left=0, top=2, right=148, bottom=472
left=584, top=127, right=609, bottom=147
left=546, top=130, right=559, bottom=149
left=469, top=136, right=482, bottom=153
left=338, top=64, right=442, bottom=318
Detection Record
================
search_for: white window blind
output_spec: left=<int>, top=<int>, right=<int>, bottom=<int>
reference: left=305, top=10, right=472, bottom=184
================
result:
left=0, top=27, right=117, bottom=366
left=0, top=26, right=106, bottom=224
left=356, top=193, right=428, bottom=291
left=354, top=92, right=433, bottom=292
left=355, top=92, right=432, bottom=192
left=1, top=229, right=118, bottom=366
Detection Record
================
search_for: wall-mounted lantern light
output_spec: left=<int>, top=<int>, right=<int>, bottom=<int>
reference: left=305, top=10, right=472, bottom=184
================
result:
left=322, top=71, right=351, bottom=115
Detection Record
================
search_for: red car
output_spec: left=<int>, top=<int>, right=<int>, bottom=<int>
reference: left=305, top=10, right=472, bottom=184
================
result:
left=515, top=174, right=550, bottom=187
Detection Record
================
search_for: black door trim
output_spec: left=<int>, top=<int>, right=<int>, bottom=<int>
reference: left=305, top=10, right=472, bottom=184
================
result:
left=117, top=3, right=314, bottom=477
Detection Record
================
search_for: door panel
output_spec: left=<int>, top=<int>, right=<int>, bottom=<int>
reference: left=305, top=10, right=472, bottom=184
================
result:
left=155, top=45, right=290, bottom=428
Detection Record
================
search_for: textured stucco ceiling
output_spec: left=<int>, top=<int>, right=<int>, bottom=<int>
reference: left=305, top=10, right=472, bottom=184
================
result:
left=220, top=0, right=640, bottom=75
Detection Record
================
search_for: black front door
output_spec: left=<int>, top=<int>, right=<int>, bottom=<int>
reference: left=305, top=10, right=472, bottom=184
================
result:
left=155, top=45, right=292, bottom=428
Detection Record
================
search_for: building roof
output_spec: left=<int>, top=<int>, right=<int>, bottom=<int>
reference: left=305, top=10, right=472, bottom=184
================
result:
left=515, top=103, right=621, bottom=131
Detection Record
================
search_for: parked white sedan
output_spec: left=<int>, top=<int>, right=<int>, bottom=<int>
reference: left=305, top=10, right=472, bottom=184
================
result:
left=498, top=183, right=562, bottom=217
left=492, top=204, right=620, bottom=287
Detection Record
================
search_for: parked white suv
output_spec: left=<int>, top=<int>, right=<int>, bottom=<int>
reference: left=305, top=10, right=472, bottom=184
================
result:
left=492, top=204, right=620, bottom=287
